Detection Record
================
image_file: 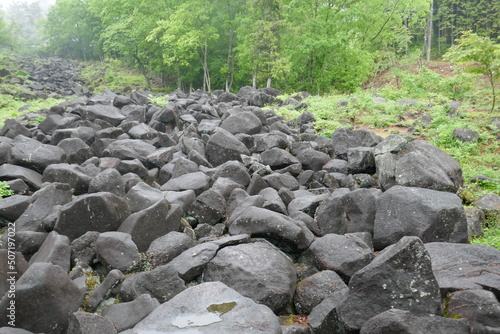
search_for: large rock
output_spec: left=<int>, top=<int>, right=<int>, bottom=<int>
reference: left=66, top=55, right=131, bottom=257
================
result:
left=96, top=232, right=141, bottom=272
left=336, top=236, right=442, bottom=332
left=42, top=163, right=93, bottom=194
left=359, top=309, right=471, bottom=334
left=331, top=128, right=381, bottom=160
left=0, top=263, right=83, bottom=333
left=205, top=128, right=250, bottom=167
left=54, top=192, right=131, bottom=241
left=220, top=111, right=263, bottom=135
left=118, top=200, right=182, bottom=252
left=78, top=104, right=126, bottom=126
left=8, top=135, right=67, bottom=173
left=203, top=242, right=297, bottom=313
left=102, top=294, right=160, bottom=332
left=314, top=188, right=380, bottom=236
left=146, top=231, right=195, bottom=267
left=229, top=206, right=314, bottom=252
left=161, top=171, right=211, bottom=195
left=309, top=233, right=375, bottom=279
left=28, top=231, right=71, bottom=272
left=130, top=282, right=282, bottom=334
left=168, top=242, right=220, bottom=281
left=67, top=311, right=117, bottom=334
left=102, top=139, right=156, bottom=164
left=0, top=164, right=42, bottom=191
left=374, top=137, right=463, bottom=192
left=425, top=242, right=500, bottom=294
left=373, top=186, right=468, bottom=250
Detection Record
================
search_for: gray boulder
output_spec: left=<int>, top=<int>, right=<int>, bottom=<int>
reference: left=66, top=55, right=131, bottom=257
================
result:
left=373, top=186, right=468, bottom=250
left=28, top=231, right=70, bottom=272
left=336, top=236, right=442, bottom=332
left=221, top=111, right=263, bottom=135
left=425, top=242, right=500, bottom=293
left=169, top=242, right=220, bottom=281
left=147, top=231, right=195, bottom=267
left=205, top=128, right=250, bottom=167
left=161, top=171, right=210, bottom=195
left=102, top=294, right=160, bottom=332
left=42, top=163, right=93, bottom=194
left=79, top=104, right=126, bottom=126
left=54, top=192, right=131, bottom=241
left=8, top=135, right=67, bottom=173
left=448, top=289, right=500, bottom=333
left=309, top=233, right=374, bottom=279
left=124, top=182, right=164, bottom=213
left=203, top=242, right=297, bottom=313
left=0, top=164, right=43, bottom=191
left=57, top=138, right=94, bottom=165
left=453, top=128, right=479, bottom=142
left=103, top=139, right=156, bottom=164
left=130, top=282, right=281, bottom=334
left=374, top=137, right=463, bottom=192
left=0, top=195, right=31, bottom=222
left=88, top=168, right=126, bottom=197
left=96, top=232, right=141, bottom=273
left=67, top=311, right=117, bottom=334
left=359, top=309, right=471, bottom=334
left=0, top=263, right=83, bottom=334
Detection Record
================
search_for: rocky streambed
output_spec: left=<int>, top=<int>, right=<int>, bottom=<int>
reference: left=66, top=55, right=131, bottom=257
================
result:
left=0, top=68, right=499, bottom=334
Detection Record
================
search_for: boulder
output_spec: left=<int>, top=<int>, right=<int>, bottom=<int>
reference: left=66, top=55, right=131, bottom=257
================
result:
left=309, top=233, right=375, bottom=279
left=102, top=139, right=156, bottom=164
left=336, top=236, right=442, bottom=332
left=359, top=309, right=471, bottom=334
left=453, top=128, right=479, bottom=142
left=8, top=135, right=67, bottom=173
left=146, top=231, right=195, bottom=267
left=0, top=263, right=83, bottom=334
left=0, top=164, right=43, bottom=191
left=203, top=242, right=297, bottom=313
left=169, top=242, right=220, bottom=281
left=42, top=163, right=93, bottom=194
left=0, top=195, right=31, bottom=222
left=102, top=294, right=160, bottom=332
left=28, top=231, right=71, bottom=272
left=57, top=138, right=94, bottom=165
left=124, top=182, right=164, bottom=213
left=88, top=168, right=126, bottom=197
left=161, top=171, right=211, bottom=195
left=425, top=242, right=500, bottom=294
left=448, top=289, right=500, bottom=333
left=373, top=186, right=468, bottom=250
left=187, top=189, right=226, bottom=225
left=220, top=111, right=263, bottom=135
left=229, top=206, right=314, bottom=252
left=67, top=311, right=117, bottom=334
left=78, top=104, right=126, bottom=126
left=96, top=231, right=141, bottom=273
left=205, top=128, right=250, bottom=167
left=54, top=192, right=131, bottom=241
left=130, top=282, right=281, bottom=334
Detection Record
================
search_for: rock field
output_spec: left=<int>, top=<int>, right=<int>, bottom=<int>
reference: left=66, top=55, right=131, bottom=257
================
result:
left=0, top=59, right=499, bottom=334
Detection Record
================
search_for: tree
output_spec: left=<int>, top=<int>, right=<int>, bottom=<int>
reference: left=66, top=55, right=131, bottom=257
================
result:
left=444, top=31, right=500, bottom=112
left=4, top=1, right=45, bottom=54
left=0, top=10, right=15, bottom=50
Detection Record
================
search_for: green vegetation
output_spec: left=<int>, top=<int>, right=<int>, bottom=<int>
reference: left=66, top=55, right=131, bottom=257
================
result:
left=0, top=181, right=14, bottom=199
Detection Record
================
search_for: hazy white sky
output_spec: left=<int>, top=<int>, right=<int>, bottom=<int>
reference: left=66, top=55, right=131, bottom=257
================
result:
left=0, top=0, right=56, bottom=11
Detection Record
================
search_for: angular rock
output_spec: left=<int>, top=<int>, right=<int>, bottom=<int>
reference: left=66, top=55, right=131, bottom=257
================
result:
left=263, top=172, right=300, bottom=191
left=50, top=127, right=95, bottom=146
left=0, top=119, right=32, bottom=138
left=67, top=311, right=117, bottom=334
left=87, top=269, right=125, bottom=311
left=474, top=193, right=500, bottom=217
left=212, top=160, right=251, bottom=187
left=347, top=147, right=375, bottom=174
left=54, top=192, right=131, bottom=241
left=169, top=242, right=219, bottom=281
left=205, top=128, right=250, bottom=167
left=204, top=242, right=296, bottom=313
left=28, top=231, right=71, bottom=272
left=359, top=309, right=471, bottom=334
left=221, top=111, right=263, bottom=135
left=315, top=188, right=380, bottom=236
left=453, top=128, right=479, bottom=142
left=448, top=289, right=500, bottom=333
left=229, top=206, right=314, bottom=252
left=0, top=164, right=42, bottom=191
left=124, top=182, right=164, bottom=213
left=57, top=138, right=94, bottom=165
left=8, top=135, right=67, bottom=173
left=119, top=200, right=182, bottom=252
left=331, top=128, right=381, bottom=160
left=88, top=168, right=126, bottom=197
left=103, top=139, right=156, bottom=164
left=130, top=282, right=281, bottom=333
left=309, top=234, right=375, bottom=279
left=42, top=163, right=93, bottom=194
left=425, top=242, right=500, bottom=294
left=96, top=232, right=141, bottom=272
left=79, top=104, right=126, bottom=126
left=296, top=148, right=330, bottom=172
left=102, top=294, right=160, bottom=332
left=147, top=231, right=195, bottom=267
left=0, top=263, right=83, bottom=334
left=337, top=236, right=442, bottom=332
left=118, top=263, right=186, bottom=303
left=294, top=270, right=349, bottom=315
left=0, top=195, right=31, bottom=222
left=373, top=186, right=468, bottom=250
left=187, top=189, right=226, bottom=225
left=261, top=147, right=301, bottom=171
left=161, top=171, right=210, bottom=195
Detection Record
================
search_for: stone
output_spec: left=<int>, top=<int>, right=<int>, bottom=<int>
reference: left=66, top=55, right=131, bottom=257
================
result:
left=374, top=138, right=463, bottom=192
left=0, top=164, right=42, bottom=191
left=212, top=161, right=251, bottom=187
left=8, top=135, right=67, bottom=173
left=308, top=290, right=349, bottom=334
left=221, top=111, right=263, bottom=135
left=0, top=195, right=31, bottom=222
left=67, top=311, right=117, bottom=334
left=50, top=127, right=96, bottom=146
left=331, top=127, right=381, bottom=160
left=425, top=242, right=500, bottom=294
left=347, top=147, right=375, bottom=174
left=118, top=263, right=186, bottom=303
left=124, top=182, right=164, bottom=213
left=359, top=309, right=471, bottom=334
left=203, top=241, right=296, bottom=313
left=28, top=231, right=71, bottom=272
left=0, top=119, right=31, bottom=138
left=119, top=200, right=182, bottom=252
left=0, top=250, right=28, bottom=298
left=263, top=172, right=300, bottom=191
left=161, top=171, right=211, bottom=195
left=42, top=163, right=93, bottom=194
left=187, top=189, right=226, bottom=225
left=296, top=148, right=330, bottom=172
left=373, top=186, right=468, bottom=250
left=147, top=231, right=195, bottom=267
left=448, top=289, right=500, bottom=333
left=453, top=128, right=479, bottom=142
left=88, top=168, right=126, bottom=197
left=130, top=282, right=281, bottom=333
left=323, top=159, right=348, bottom=174
left=164, top=190, right=196, bottom=212
left=261, top=147, right=301, bottom=171
left=57, top=138, right=94, bottom=165
left=54, top=192, right=131, bottom=241
left=309, top=234, right=375, bottom=279
left=169, top=242, right=220, bottom=281
left=205, top=128, right=250, bottom=167
left=314, top=188, right=380, bottom=236
left=294, top=270, right=349, bottom=315
left=79, top=104, right=126, bottom=126
left=96, top=232, right=141, bottom=273
left=0, top=263, right=83, bottom=334
left=87, top=269, right=125, bottom=311
left=102, top=294, right=160, bottom=332
left=229, top=206, right=314, bottom=252
left=474, top=193, right=500, bottom=217
left=103, top=139, right=156, bottom=164
left=15, top=183, right=73, bottom=232
left=70, top=231, right=100, bottom=267
left=337, top=236, right=442, bottom=332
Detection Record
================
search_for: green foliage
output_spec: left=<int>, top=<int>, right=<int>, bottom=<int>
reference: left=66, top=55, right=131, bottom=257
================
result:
left=471, top=228, right=500, bottom=250
left=0, top=181, right=14, bottom=199
left=444, top=32, right=500, bottom=112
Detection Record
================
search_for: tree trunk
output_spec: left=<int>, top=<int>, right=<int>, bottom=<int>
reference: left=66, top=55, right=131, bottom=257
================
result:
left=266, top=77, right=272, bottom=88
left=425, top=1, right=433, bottom=62
left=252, top=73, right=257, bottom=88
left=132, top=53, right=151, bottom=89
left=225, top=0, right=235, bottom=92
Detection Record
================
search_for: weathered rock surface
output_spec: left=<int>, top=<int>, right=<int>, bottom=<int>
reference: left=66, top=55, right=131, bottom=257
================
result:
left=130, top=282, right=282, bottom=333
